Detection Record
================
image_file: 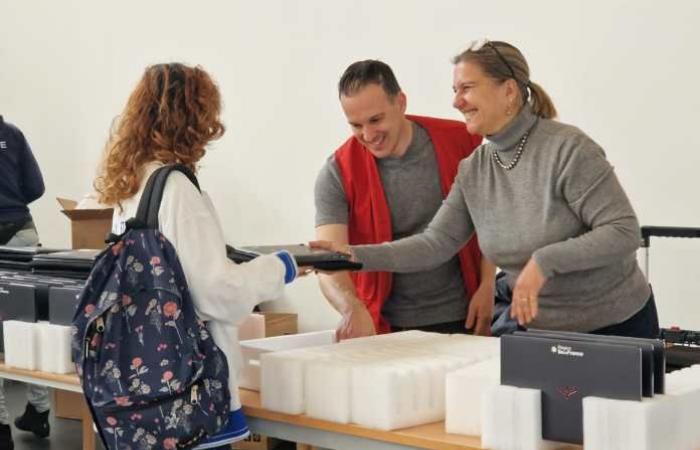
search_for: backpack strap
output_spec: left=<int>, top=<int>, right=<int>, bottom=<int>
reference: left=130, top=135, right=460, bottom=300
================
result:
left=130, top=164, right=200, bottom=230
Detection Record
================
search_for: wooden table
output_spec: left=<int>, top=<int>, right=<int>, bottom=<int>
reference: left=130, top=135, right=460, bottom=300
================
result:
left=0, top=362, right=486, bottom=450
left=0, top=362, right=96, bottom=450
left=240, top=389, right=483, bottom=450
left=0, top=362, right=578, bottom=450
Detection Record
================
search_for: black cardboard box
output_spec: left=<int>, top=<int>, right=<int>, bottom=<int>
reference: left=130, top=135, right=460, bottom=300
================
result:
left=0, top=282, right=38, bottom=352
left=48, top=286, right=83, bottom=326
left=501, top=333, right=643, bottom=444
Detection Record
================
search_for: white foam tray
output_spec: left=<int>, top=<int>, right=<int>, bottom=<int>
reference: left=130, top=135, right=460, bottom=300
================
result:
left=239, top=329, right=336, bottom=390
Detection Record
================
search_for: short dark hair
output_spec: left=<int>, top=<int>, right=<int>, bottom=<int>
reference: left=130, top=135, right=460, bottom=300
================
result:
left=338, top=60, right=401, bottom=98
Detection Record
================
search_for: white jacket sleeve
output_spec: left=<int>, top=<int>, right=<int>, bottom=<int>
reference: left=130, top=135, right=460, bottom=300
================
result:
left=158, top=172, right=287, bottom=326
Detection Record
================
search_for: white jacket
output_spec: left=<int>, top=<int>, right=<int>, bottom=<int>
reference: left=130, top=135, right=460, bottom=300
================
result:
left=111, top=161, right=289, bottom=409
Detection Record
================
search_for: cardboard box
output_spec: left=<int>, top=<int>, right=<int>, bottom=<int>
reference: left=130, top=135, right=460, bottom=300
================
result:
left=239, top=313, right=266, bottom=341
left=57, top=197, right=113, bottom=249
left=261, top=312, right=298, bottom=337
left=239, top=312, right=298, bottom=341
left=231, top=432, right=280, bottom=450
left=53, top=390, right=87, bottom=421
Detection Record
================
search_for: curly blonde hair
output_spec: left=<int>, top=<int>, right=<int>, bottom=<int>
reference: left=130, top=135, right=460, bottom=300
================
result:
left=94, top=63, right=225, bottom=205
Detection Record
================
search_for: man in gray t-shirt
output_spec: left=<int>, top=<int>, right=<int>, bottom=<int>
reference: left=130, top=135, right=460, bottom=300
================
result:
left=314, top=60, right=495, bottom=339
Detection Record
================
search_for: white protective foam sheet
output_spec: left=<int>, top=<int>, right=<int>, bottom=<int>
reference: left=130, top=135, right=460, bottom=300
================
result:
left=3, top=320, right=40, bottom=371
left=481, top=385, right=559, bottom=450
left=37, top=322, right=74, bottom=374
left=260, top=330, right=500, bottom=430
left=583, top=364, right=700, bottom=450
left=244, top=329, right=335, bottom=391
left=445, top=357, right=501, bottom=436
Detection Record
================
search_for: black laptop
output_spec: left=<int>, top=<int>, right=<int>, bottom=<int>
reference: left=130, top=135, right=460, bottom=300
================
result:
left=226, top=244, right=362, bottom=271
left=501, top=333, right=643, bottom=444
left=30, top=249, right=100, bottom=279
left=0, top=246, right=66, bottom=262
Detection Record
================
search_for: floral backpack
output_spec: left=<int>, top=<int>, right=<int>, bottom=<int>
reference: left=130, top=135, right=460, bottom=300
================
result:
left=71, top=165, right=231, bottom=450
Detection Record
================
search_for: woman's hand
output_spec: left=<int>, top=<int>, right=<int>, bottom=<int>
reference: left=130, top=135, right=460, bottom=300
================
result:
left=308, top=240, right=356, bottom=260
left=297, top=265, right=315, bottom=277
left=511, top=258, right=546, bottom=326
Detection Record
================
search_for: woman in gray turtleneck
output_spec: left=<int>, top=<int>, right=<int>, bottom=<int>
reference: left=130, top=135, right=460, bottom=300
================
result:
left=315, top=40, right=657, bottom=338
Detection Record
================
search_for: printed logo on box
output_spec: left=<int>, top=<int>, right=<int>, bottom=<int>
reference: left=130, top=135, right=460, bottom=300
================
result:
left=556, top=385, right=580, bottom=400
left=550, top=344, right=584, bottom=357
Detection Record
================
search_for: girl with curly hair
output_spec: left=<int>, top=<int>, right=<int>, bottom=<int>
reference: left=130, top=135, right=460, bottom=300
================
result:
left=95, top=63, right=299, bottom=449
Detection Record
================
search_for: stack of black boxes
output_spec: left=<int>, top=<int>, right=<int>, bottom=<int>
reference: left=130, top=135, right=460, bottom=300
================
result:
left=0, top=247, right=98, bottom=351
left=501, top=330, right=665, bottom=444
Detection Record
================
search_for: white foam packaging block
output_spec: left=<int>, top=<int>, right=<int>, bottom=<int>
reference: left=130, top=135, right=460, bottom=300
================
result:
left=3, top=320, right=40, bottom=370
left=305, top=357, right=355, bottom=423
left=349, top=354, right=473, bottom=430
left=665, top=364, right=700, bottom=394
left=481, top=385, right=559, bottom=450
left=439, top=334, right=501, bottom=359
left=445, top=357, right=501, bottom=436
left=241, top=329, right=335, bottom=390
left=584, top=396, right=682, bottom=450
left=583, top=364, right=700, bottom=450
left=260, top=330, right=501, bottom=431
left=4, top=321, right=74, bottom=374
left=37, top=322, right=74, bottom=374
left=262, top=330, right=429, bottom=416
left=261, top=347, right=332, bottom=414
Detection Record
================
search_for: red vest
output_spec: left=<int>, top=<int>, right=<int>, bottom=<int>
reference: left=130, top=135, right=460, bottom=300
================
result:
left=335, top=115, right=483, bottom=333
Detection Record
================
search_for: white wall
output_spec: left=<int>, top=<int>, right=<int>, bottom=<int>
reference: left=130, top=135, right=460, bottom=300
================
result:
left=2, top=0, right=699, bottom=330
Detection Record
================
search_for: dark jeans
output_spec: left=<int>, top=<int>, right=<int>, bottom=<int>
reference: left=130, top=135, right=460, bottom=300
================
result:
left=492, top=272, right=518, bottom=336
left=591, top=290, right=660, bottom=339
left=391, top=319, right=471, bottom=334
left=492, top=270, right=660, bottom=339
left=0, top=217, right=30, bottom=244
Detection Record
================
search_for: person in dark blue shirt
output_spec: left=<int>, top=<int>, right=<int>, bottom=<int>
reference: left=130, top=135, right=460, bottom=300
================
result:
left=0, top=115, right=51, bottom=449
left=0, top=115, right=45, bottom=245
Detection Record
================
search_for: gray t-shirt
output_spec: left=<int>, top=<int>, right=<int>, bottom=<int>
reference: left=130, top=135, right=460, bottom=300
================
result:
left=314, top=122, right=468, bottom=327
left=353, top=107, right=650, bottom=333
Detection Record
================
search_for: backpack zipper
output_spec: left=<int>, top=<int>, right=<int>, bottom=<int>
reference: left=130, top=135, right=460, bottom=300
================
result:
left=190, top=385, right=199, bottom=405
left=101, top=380, right=203, bottom=413
left=84, top=316, right=106, bottom=355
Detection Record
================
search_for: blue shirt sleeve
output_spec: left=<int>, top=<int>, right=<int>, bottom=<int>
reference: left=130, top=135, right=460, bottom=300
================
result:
left=18, top=130, right=45, bottom=204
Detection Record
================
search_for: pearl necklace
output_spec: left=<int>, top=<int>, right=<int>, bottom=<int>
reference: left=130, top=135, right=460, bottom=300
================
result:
left=492, top=130, right=530, bottom=171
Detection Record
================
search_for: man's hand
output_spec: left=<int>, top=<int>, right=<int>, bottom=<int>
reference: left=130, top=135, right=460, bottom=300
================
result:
left=511, top=258, right=546, bottom=326
left=465, top=281, right=494, bottom=336
left=315, top=225, right=375, bottom=340
left=336, top=303, right=376, bottom=341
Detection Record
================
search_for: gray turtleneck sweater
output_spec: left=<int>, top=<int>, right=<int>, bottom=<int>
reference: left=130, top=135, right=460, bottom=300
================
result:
left=353, top=107, right=650, bottom=332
